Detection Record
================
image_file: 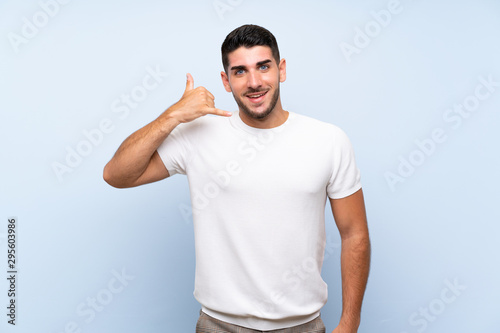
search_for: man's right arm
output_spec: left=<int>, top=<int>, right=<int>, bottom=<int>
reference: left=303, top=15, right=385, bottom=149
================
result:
left=103, top=73, right=231, bottom=188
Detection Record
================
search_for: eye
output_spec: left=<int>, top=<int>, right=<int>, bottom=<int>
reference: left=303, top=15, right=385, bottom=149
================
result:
left=259, top=64, right=269, bottom=70
left=235, top=69, right=245, bottom=75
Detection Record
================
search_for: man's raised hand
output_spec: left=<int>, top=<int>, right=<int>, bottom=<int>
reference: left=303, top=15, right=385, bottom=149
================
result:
left=166, top=73, right=231, bottom=124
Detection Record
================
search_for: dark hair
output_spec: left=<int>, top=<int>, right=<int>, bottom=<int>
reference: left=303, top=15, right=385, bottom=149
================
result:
left=221, top=24, right=280, bottom=73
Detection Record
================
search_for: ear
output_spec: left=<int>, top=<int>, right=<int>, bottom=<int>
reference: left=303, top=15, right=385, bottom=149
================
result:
left=221, top=71, right=232, bottom=92
left=278, top=58, right=286, bottom=83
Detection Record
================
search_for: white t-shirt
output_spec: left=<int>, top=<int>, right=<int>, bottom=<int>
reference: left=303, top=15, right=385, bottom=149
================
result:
left=157, top=111, right=361, bottom=330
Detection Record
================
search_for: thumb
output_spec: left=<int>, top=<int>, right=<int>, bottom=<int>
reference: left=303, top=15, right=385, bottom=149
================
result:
left=184, top=73, right=194, bottom=93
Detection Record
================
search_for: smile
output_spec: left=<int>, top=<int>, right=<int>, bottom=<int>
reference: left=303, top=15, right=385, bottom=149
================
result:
left=245, top=90, right=268, bottom=103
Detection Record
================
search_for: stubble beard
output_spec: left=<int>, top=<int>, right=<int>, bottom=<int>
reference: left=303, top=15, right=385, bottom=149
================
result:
left=233, top=85, right=280, bottom=120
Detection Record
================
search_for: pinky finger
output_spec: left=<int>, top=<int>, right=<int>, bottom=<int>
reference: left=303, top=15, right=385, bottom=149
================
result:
left=210, top=108, right=232, bottom=117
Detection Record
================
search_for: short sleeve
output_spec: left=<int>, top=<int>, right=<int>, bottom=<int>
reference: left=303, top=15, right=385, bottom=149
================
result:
left=326, top=128, right=362, bottom=199
left=156, top=121, right=198, bottom=176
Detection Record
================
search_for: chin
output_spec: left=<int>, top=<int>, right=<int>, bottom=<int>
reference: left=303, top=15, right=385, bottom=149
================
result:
left=242, top=106, right=273, bottom=120
left=234, top=87, right=280, bottom=120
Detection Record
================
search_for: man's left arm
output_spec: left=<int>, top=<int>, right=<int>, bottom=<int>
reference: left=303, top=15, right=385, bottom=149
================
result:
left=329, top=188, right=371, bottom=333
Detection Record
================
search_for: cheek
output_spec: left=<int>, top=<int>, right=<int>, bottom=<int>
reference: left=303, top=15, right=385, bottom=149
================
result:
left=230, top=82, right=245, bottom=95
left=265, top=73, right=280, bottom=86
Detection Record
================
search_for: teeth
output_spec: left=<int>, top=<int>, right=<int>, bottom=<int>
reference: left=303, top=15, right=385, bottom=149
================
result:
left=248, top=93, right=264, bottom=98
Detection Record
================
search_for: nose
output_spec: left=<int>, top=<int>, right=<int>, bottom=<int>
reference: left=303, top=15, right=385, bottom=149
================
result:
left=247, top=70, right=262, bottom=90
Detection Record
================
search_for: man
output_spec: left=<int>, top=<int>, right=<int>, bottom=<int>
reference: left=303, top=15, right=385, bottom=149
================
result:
left=104, top=24, right=370, bottom=333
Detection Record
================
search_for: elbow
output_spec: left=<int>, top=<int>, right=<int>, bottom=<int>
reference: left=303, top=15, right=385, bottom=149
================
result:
left=103, top=163, right=137, bottom=189
left=103, top=163, right=123, bottom=188
left=341, top=229, right=371, bottom=251
left=102, top=163, right=114, bottom=186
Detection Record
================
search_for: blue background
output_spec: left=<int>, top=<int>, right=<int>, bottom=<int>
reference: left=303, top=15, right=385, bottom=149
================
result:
left=1, top=0, right=499, bottom=332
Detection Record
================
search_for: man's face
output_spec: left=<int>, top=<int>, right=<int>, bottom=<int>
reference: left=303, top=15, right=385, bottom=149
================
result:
left=221, top=46, right=286, bottom=120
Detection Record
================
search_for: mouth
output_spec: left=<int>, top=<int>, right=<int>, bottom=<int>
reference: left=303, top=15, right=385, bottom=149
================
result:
left=245, top=90, right=268, bottom=104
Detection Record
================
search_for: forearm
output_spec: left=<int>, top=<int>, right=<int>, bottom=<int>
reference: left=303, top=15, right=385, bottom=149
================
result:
left=103, top=73, right=230, bottom=188
left=103, top=111, right=179, bottom=187
left=338, top=232, right=371, bottom=330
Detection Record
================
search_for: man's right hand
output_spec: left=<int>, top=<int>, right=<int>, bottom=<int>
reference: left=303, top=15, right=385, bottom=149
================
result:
left=103, top=73, right=230, bottom=188
left=164, top=73, right=232, bottom=124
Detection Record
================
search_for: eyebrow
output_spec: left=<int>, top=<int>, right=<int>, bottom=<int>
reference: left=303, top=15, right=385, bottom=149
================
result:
left=230, top=59, right=272, bottom=71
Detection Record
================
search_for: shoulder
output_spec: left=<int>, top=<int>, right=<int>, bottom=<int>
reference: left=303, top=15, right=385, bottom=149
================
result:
left=290, top=112, right=350, bottom=141
left=174, top=114, right=230, bottom=136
